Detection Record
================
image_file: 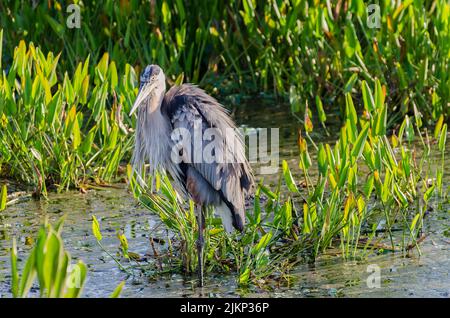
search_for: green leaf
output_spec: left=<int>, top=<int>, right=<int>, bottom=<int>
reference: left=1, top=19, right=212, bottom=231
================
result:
left=108, top=61, right=118, bottom=90
left=363, top=175, right=374, bottom=198
left=72, top=115, right=81, bottom=150
left=434, top=115, right=444, bottom=139
left=282, top=160, right=299, bottom=193
left=0, top=184, right=7, bottom=211
left=80, top=126, right=96, bottom=154
left=117, top=233, right=129, bottom=256
left=110, top=281, right=125, bottom=298
left=423, top=185, right=435, bottom=203
left=18, top=248, right=37, bottom=297
left=438, top=124, right=447, bottom=152
left=394, top=184, right=408, bottom=208
left=374, top=105, right=387, bottom=136
left=315, top=95, right=326, bottom=123
left=64, top=261, right=87, bottom=298
left=374, top=79, right=384, bottom=110
left=96, top=53, right=109, bottom=82
left=254, top=232, right=273, bottom=253
left=410, top=213, right=421, bottom=233
left=161, top=1, right=172, bottom=24
left=361, top=80, right=375, bottom=112
left=317, top=144, right=328, bottom=176
left=351, top=123, right=369, bottom=159
left=45, top=15, right=65, bottom=38
left=174, top=73, right=184, bottom=85
left=413, top=102, right=422, bottom=128
left=0, top=29, right=3, bottom=70
left=239, top=268, right=251, bottom=285
left=344, top=73, right=358, bottom=93
left=92, top=215, right=102, bottom=241
left=10, top=238, right=19, bottom=297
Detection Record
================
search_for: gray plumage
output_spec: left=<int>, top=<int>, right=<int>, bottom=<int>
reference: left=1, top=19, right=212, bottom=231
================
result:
left=130, top=65, right=254, bottom=233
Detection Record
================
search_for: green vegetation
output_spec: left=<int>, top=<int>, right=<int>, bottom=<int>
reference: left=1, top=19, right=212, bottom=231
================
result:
left=10, top=217, right=87, bottom=297
left=0, top=41, right=136, bottom=194
left=10, top=216, right=125, bottom=297
left=1, top=0, right=448, bottom=120
left=1, top=1, right=448, bottom=291
left=118, top=82, right=447, bottom=285
left=1, top=1, right=449, bottom=193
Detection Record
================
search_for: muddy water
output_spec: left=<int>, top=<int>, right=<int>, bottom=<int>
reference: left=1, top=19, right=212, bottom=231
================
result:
left=0, top=102, right=449, bottom=297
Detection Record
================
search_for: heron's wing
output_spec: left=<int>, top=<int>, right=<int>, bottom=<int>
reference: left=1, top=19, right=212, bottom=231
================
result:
left=162, top=84, right=253, bottom=230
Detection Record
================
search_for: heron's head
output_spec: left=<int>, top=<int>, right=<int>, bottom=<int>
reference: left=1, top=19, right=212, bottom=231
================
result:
left=130, top=64, right=166, bottom=116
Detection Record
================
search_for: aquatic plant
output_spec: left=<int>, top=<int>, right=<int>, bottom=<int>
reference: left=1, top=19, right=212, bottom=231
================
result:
left=10, top=216, right=125, bottom=298
left=0, top=40, right=137, bottom=195
left=10, top=217, right=87, bottom=297
left=120, top=80, right=447, bottom=286
left=1, top=1, right=448, bottom=122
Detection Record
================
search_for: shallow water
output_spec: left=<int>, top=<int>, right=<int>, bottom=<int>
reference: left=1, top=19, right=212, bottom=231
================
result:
left=0, top=102, right=449, bottom=298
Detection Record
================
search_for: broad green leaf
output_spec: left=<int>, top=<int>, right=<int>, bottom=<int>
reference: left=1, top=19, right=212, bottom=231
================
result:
left=0, top=29, right=3, bottom=70
left=72, top=115, right=81, bottom=150
left=110, top=281, right=125, bottom=298
left=253, top=232, right=272, bottom=253
left=374, top=105, right=387, bottom=136
left=363, top=174, right=374, bottom=198
left=351, top=123, right=369, bottom=159
left=423, top=185, right=435, bottom=203
left=108, top=61, right=118, bottom=90
left=18, top=248, right=37, bottom=297
left=64, top=261, right=87, bottom=298
left=315, top=95, right=326, bottom=123
left=434, top=115, right=444, bottom=139
left=161, top=1, right=171, bottom=24
left=438, top=124, right=447, bottom=152
left=92, top=215, right=102, bottom=241
left=239, top=268, right=250, bottom=285
left=0, top=184, right=6, bottom=211
left=410, top=213, right=421, bottom=233
left=10, top=238, right=19, bottom=297
left=282, top=160, right=299, bottom=193
left=361, top=80, right=375, bottom=112
left=317, top=144, right=328, bottom=176
left=96, top=53, right=109, bottom=82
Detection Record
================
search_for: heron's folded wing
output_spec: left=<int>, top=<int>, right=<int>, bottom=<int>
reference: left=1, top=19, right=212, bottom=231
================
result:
left=163, top=84, right=253, bottom=218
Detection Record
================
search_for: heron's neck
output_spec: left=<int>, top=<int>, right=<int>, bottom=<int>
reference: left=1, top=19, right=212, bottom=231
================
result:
left=133, top=90, right=171, bottom=174
left=149, top=88, right=165, bottom=113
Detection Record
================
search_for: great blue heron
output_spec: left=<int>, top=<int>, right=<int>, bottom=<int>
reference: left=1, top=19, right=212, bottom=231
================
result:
left=130, top=64, right=253, bottom=286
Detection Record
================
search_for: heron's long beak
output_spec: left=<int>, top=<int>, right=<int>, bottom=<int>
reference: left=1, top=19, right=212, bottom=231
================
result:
left=129, top=81, right=156, bottom=116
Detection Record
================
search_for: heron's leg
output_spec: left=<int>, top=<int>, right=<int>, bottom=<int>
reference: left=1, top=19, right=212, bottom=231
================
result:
left=196, top=204, right=204, bottom=287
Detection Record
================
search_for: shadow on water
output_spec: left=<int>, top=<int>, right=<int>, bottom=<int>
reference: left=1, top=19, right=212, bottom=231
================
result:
left=0, top=101, right=449, bottom=297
